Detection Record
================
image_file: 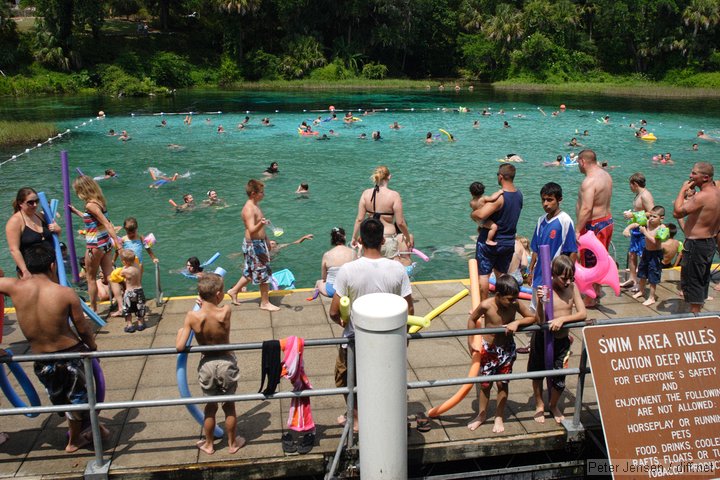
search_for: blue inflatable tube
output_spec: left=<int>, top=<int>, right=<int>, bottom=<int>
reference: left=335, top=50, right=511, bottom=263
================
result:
left=176, top=329, right=223, bottom=438
left=92, top=358, right=105, bottom=403
left=181, top=252, right=221, bottom=280
left=38, top=192, right=106, bottom=327
left=0, top=349, right=41, bottom=417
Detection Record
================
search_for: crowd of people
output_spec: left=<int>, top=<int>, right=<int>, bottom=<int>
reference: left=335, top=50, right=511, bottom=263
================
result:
left=2, top=143, right=720, bottom=454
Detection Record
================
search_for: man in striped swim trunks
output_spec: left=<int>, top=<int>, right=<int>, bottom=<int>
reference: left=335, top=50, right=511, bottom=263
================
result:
left=576, top=149, right=614, bottom=307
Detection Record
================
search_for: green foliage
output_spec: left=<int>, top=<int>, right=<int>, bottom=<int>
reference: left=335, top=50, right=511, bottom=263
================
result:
left=115, top=51, right=146, bottom=77
left=279, top=36, right=326, bottom=80
left=97, top=64, right=164, bottom=96
left=189, top=67, right=217, bottom=86
left=665, top=69, right=720, bottom=87
left=150, top=51, right=193, bottom=88
left=0, top=67, right=91, bottom=95
left=310, top=60, right=355, bottom=81
left=0, top=2, right=20, bottom=69
left=458, top=33, right=503, bottom=80
left=217, top=54, right=242, bottom=86
left=244, top=49, right=281, bottom=81
left=361, top=63, right=388, bottom=80
left=0, top=121, right=59, bottom=147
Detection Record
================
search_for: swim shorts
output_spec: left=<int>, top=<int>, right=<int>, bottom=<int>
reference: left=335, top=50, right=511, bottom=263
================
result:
left=479, top=339, right=516, bottom=389
left=475, top=243, right=515, bottom=276
left=527, top=332, right=572, bottom=392
left=637, top=249, right=663, bottom=285
left=34, top=343, right=89, bottom=421
left=242, top=239, right=272, bottom=285
left=629, top=228, right=645, bottom=255
left=579, top=214, right=613, bottom=268
left=122, top=287, right=146, bottom=318
left=198, top=354, right=240, bottom=396
left=680, top=238, right=716, bottom=305
left=325, top=282, right=336, bottom=297
left=381, top=234, right=399, bottom=259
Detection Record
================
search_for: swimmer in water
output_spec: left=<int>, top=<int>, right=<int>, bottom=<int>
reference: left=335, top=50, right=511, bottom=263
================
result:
left=203, top=190, right=227, bottom=207
left=119, top=130, right=131, bottom=141
left=167, top=144, right=185, bottom=151
left=264, top=162, right=279, bottom=176
left=425, top=132, right=434, bottom=144
left=108, top=129, right=116, bottom=136
left=389, top=121, right=402, bottom=130
left=296, top=183, right=309, bottom=194
left=697, top=130, right=719, bottom=142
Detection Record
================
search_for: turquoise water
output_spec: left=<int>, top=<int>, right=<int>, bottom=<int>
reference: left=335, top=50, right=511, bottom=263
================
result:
left=1, top=89, right=719, bottom=297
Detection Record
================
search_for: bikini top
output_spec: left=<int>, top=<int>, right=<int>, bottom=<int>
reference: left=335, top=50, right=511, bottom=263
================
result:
left=368, top=185, right=394, bottom=219
left=20, top=213, right=52, bottom=253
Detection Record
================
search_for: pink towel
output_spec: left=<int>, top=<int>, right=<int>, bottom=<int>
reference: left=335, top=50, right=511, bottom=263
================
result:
left=282, top=336, right=315, bottom=432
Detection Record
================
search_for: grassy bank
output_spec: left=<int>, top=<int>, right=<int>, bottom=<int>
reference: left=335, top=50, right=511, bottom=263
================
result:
left=493, top=80, right=720, bottom=99
left=0, top=121, right=58, bottom=147
left=229, top=79, right=432, bottom=90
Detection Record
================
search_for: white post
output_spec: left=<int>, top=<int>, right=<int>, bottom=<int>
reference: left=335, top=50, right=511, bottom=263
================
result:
left=353, top=293, right=408, bottom=479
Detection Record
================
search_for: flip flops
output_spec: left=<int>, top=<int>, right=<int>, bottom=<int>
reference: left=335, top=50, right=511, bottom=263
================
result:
left=416, top=412, right=432, bottom=432
left=297, top=433, right=315, bottom=454
left=124, top=325, right=136, bottom=333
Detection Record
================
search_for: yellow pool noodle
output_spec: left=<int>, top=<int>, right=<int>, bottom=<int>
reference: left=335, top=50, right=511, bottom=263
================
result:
left=339, top=296, right=350, bottom=323
left=408, top=289, right=469, bottom=334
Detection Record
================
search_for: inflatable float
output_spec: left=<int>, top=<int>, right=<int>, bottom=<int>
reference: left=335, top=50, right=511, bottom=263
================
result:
left=574, top=231, right=620, bottom=299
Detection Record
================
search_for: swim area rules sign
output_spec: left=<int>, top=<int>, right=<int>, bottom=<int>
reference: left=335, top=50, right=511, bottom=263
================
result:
left=584, top=316, right=720, bottom=479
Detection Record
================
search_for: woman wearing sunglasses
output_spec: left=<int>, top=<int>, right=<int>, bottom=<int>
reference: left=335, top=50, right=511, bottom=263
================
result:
left=5, top=187, right=61, bottom=279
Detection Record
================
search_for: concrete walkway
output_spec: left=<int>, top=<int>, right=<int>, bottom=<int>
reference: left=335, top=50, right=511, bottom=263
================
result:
left=0, top=270, right=715, bottom=479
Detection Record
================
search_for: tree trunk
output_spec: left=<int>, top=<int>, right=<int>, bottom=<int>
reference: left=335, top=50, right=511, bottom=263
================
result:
left=159, top=0, right=169, bottom=31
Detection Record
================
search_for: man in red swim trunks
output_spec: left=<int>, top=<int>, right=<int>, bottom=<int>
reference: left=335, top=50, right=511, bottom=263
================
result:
left=576, top=149, right=614, bottom=307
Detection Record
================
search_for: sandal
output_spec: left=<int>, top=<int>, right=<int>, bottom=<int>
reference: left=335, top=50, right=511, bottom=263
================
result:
left=136, top=322, right=146, bottom=331
left=416, top=412, right=432, bottom=432
left=124, top=325, right=136, bottom=333
left=281, top=433, right=297, bottom=455
left=297, top=433, right=315, bottom=454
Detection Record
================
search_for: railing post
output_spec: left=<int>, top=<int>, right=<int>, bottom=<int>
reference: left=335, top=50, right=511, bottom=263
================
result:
left=83, top=357, right=109, bottom=480
left=353, top=293, right=408, bottom=479
left=562, top=343, right=587, bottom=442
left=345, top=341, right=356, bottom=449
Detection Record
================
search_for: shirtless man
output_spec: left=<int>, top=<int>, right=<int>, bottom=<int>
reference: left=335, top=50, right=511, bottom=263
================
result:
left=471, top=163, right=524, bottom=303
left=575, top=149, right=613, bottom=307
left=226, top=179, right=280, bottom=311
left=697, top=130, right=719, bottom=142
left=673, top=162, right=720, bottom=314
left=0, top=244, right=108, bottom=452
left=622, top=173, right=654, bottom=290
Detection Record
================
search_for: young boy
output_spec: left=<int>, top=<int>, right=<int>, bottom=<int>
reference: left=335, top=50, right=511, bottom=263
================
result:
left=661, top=223, right=683, bottom=269
left=469, top=182, right=503, bottom=246
left=467, top=274, right=535, bottom=433
left=624, top=205, right=666, bottom=306
left=528, top=182, right=578, bottom=306
left=119, top=250, right=147, bottom=332
left=119, top=217, right=159, bottom=272
left=226, top=179, right=280, bottom=311
left=529, top=255, right=586, bottom=424
left=176, top=273, right=245, bottom=455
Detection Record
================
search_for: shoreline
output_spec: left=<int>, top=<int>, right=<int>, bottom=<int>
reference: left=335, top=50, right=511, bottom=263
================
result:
left=492, top=81, right=720, bottom=99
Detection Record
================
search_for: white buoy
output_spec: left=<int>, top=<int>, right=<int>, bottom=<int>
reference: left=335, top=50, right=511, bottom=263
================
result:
left=11, top=155, right=16, bottom=160
left=353, top=293, right=408, bottom=479
left=25, top=148, right=30, bottom=153
left=37, top=143, right=42, bottom=148
left=65, top=129, right=70, bottom=133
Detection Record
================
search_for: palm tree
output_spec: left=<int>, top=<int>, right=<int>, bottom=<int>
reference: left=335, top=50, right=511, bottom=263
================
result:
left=482, top=3, right=524, bottom=53
left=683, top=0, right=720, bottom=39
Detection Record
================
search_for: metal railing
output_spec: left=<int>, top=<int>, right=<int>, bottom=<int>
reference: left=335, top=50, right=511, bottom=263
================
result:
left=0, top=311, right=711, bottom=479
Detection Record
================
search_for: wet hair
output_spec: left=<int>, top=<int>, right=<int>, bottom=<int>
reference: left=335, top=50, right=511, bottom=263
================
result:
left=556, top=155, right=563, bottom=162
left=300, top=183, right=309, bottom=190
left=105, top=169, right=115, bottom=176
left=120, top=249, right=136, bottom=264
left=360, top=218, right=384, bottom=249
left=651, top=205, right=665, bottom=217
left=667, top=223, right=677, bottom=238
left=187, top=257, right=203, bottom=273
left=246, top=179, right=265, bottom=197
left=498, top=163, right=516, bottom=180
left=183, top=193, right=193, bottom=203
left=426, top=132, right=432, bottom=139
left=23, top=243, right=55, bottom=274
left=198, top=273, right=223, bottom=301
left=72, top=175, right=106, bottom=206
left=123, top=217, right=138, bottom=231
left=330, top=226, right=346, bottom=246
left=629, top=172, right=646, bottom=188
left=469, top=182, right=485, bottom=197
left=494, top=274, right=519, bottom=297
left=265, top=162, right=279, bottom=173
left=551, top=255, right=575, bottom=281
left=12, top=187, right=37, bottom=212
left=540, top=182, right=562, bottom=201
left=578, top=149, right=597, bottom=164
left=371, top=166, right=390, bottom=184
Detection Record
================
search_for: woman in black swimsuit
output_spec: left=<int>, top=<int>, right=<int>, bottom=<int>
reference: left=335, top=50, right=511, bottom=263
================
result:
left=5, top=187, right=61, bottom=279
left=351, top=166, right=413, bottom=258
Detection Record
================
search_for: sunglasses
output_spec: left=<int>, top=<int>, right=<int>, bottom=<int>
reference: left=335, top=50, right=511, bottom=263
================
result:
left=25, top=199, right=39, bottom=206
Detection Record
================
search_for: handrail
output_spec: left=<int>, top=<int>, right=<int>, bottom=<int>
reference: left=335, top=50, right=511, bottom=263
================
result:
left=0, top=310, right=714, bottom=480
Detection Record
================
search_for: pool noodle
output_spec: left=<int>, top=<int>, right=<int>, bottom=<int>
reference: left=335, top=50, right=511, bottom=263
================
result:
left=63, top=152, right=80, bottom=283
left=168, top=199, right=178, bottom=207
left=0, top=295, right=3, bottom=342
left=0, top=349, right=41, bottom=417
left=488, top=275, right=533, bottom=295
left=38, top=192, right=106, bottom=327
left=339, top=296, right=350, bottom=322
left=50, top=199, right=58, bottom=217
left=201, top=252, right=221, bottom=267
left=176, top=317, right=223, bottom=438
left=539, top=244, right=555, bottom=404
left=408, top=289, right=468, bottom=334
left=411, top=248, right=430, bottom=262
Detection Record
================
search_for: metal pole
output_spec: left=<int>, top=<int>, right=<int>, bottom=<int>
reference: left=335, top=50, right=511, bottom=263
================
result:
left=353, top=293, right=408, bottom=480
left=572, top=345, right=588, bottom=428
left=82, top=357, right=109, bottom=479
left=345, top=341, right=356, bottom=450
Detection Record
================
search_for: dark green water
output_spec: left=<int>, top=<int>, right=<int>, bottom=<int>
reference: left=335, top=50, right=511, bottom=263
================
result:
left=1, top=88, right=719, bottom=297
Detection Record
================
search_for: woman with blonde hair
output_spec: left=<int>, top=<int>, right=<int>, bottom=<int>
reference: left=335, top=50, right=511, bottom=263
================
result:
left=5, top=187, right=61, bottom=279
left=69, top=176, right=123, bottom=313
left=351, top=166, right=413, bottom=258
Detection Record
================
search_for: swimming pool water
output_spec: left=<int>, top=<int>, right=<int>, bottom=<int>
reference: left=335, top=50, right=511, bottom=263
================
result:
left=1, top=90, right=719, bottom=296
